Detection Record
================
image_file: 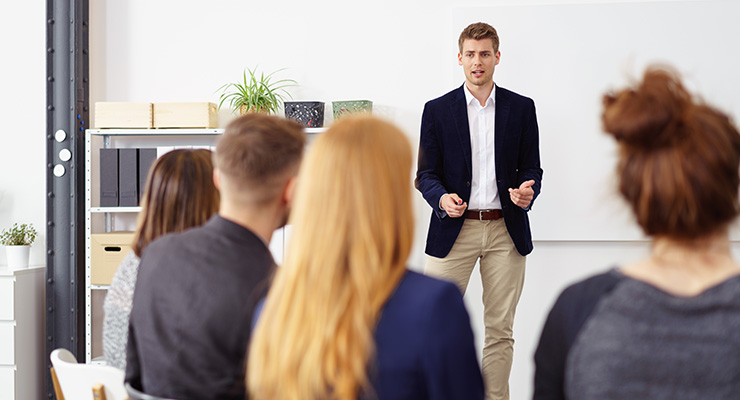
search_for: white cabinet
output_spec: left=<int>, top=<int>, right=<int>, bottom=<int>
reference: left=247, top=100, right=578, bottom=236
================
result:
left=0, top=266, right=44, bottom=400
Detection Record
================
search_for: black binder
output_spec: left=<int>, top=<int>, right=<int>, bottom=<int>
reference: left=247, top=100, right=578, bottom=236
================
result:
left=119, top=148, right=139, bottom=207
left=99, top=148, right=119, bottom=207
left=138, top=148, right=157, bottom=203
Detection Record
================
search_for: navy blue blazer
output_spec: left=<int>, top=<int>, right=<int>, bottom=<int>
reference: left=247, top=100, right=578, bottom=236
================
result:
left=370, top=270, right=484, bottom=399
left=416, top=84, right=543, bottom=257
left=253, top=270, right=485, bottom=400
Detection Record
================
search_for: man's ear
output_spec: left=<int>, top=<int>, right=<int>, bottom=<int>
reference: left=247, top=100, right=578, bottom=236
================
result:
left=283, top=176, right=298, bottom=206
left=213, top=168, right=221, bottom=191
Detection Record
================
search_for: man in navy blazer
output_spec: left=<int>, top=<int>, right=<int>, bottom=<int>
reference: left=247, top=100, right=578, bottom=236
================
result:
left=415, top=22, right=542, bottom=400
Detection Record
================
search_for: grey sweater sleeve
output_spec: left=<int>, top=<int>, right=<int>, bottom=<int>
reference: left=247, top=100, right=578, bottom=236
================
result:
left=102, top=251, right=141, bottom=370
left=533, top=271, right=622, bottom=400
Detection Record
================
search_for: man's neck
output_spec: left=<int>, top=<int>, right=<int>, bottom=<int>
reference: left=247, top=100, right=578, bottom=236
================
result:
left=218, top=202, right=279, bottom=245
left=465, top=81, right=494, bottom=107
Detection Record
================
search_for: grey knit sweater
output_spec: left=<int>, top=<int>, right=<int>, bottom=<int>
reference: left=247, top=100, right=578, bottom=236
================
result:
left=102, top=251, right=140, bottom=370
left=565, top=269, right=740, bottom=399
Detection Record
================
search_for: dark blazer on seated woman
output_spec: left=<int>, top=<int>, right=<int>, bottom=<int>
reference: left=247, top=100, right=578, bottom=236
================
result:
left=254, top=269, right=485, bottom=400
left=371, top=270, right=484, bottom=399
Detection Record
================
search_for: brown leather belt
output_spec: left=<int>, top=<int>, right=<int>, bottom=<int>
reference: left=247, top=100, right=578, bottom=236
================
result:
left=465, top=209, right=503, bottom=220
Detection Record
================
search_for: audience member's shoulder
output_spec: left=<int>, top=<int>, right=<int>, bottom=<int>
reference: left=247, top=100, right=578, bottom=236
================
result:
left=140, top=224, right=205, bottom=259
left=557, top=269, right=624, bottom=308
left=400, top=270, right=462, bottom=302
left=383, top=270, right=466, bottom=332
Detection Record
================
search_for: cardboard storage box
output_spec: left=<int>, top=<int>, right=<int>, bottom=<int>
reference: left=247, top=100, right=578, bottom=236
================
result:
left=153, top=102, right=218, bottom=128
left=91, top=232, right=135, bottom=285
left=95, top=102, right=153, bottom=128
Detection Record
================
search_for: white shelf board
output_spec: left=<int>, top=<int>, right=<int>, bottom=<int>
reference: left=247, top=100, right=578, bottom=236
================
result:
left=88, top=127, right=324, bottom=136
left=87, top=128, right=223, bottom=136
left=305, top=127, right=327, bottom=134
left=90, top=284, right=110, bottom=290
left=89, top=207, right=142, bottom=213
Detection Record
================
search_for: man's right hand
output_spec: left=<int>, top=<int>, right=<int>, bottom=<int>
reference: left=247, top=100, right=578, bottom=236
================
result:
left=441, top=193, right=467, bottom=218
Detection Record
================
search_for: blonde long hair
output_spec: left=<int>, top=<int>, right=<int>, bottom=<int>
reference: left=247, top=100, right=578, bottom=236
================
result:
left=247, top=116, right=415, bottom=399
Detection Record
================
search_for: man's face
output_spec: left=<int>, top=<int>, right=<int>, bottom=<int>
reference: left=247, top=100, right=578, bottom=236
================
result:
left=458, top=38, right=500, bottom=88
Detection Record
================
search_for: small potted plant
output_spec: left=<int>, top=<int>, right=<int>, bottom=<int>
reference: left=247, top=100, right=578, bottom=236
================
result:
left=1, top=223, right=37, bottom=270
left=217, top=67, right=297, bottom=115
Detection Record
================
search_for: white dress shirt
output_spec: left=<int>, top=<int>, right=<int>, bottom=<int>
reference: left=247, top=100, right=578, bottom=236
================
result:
left=464, top=84, right=500, bottom=210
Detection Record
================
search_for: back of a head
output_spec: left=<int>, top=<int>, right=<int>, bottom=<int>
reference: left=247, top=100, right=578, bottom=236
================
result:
left=134, top=149, right=220, bottom=256
left=248, top=116, right=414, bottom=400
left=214, top=113, right=306, bottom=206
left=291, top=115, right=415, bottom=268
left=602, top=66, right=740, bottom=240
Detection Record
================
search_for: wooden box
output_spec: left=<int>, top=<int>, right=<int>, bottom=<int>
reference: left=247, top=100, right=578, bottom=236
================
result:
left=90, top=232, right=135, bottom=285
left=153, top=102, right=218, bottom=128
left=95, top=102, right=153, bottom=128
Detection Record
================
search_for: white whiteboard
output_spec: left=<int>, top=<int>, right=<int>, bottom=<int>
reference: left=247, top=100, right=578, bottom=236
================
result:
left=455, top=0, right=740, bottom=241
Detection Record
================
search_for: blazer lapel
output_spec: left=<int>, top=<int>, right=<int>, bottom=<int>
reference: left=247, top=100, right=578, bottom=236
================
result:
left=494, top=87, right=510, bottom=179
left=450, top=85, right=472, bottom=177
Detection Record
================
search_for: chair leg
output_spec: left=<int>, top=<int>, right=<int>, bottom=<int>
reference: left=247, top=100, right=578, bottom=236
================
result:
left=50, top=367, right=65, bottom=400
left=92, top=383, right=107, bottom=400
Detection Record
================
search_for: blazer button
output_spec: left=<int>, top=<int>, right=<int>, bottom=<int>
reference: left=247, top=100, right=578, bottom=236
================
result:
left=466, top=181, right=471, bottom=187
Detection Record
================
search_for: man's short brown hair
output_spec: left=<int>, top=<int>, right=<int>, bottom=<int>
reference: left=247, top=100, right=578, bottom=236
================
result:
left=458, top=22, right=500, bottom=53
left=214, top=114, right=305, bottom=203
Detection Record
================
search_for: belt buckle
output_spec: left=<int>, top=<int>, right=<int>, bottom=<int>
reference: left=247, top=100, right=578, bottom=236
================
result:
left=479, top=209, right=492, bottom=221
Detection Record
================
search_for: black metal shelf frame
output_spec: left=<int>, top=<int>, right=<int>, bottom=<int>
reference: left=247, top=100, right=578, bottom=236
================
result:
left=46, top=0, right=88, bottom=398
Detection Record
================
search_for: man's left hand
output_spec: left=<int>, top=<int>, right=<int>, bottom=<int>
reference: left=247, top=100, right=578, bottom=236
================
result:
left=509, top=180, right=535, bottom=209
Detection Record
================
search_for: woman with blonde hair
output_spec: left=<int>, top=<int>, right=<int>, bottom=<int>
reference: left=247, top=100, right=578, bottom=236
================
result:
left=103, top=149, right=219, bottom=370
left=247, top=116, right=484, bottom=399
left=533, top=67, right=740, bottom=399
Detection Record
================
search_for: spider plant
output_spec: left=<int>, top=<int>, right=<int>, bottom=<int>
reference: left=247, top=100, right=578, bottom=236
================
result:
left=217, top=67, right=297, bottom=115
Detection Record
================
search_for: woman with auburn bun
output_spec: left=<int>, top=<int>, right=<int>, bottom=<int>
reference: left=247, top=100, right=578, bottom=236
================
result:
left=533, top=67, right=740, bottom=399
left=247, top=116, right=484, bottom=400
left=103, top=149, right=219, bottom=370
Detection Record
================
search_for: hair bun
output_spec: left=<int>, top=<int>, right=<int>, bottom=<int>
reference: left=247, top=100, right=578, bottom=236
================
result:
left=602, top=68, right=692, bottom=149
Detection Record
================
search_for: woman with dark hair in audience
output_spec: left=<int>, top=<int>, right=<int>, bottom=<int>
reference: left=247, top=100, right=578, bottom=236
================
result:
left=533, top=66, right=740, bottom=399
left=247, top=116, right=484, bottom=399
left=103, top=149, right=219, bottom=370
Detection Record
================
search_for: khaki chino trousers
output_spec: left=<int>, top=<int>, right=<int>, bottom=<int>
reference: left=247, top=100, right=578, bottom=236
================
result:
left=425, top=217, right=526, bottom=400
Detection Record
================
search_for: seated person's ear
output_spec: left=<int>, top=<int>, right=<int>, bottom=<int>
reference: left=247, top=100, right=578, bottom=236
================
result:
left=213, top=169, right=221, bottom=190
left=284, top=176, right=298, bottom=205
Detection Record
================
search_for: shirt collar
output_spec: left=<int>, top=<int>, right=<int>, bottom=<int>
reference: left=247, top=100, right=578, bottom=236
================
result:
left=463, top=83, right=496, bottom=109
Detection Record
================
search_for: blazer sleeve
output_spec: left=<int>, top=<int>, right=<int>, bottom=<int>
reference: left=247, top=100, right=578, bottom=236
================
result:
left=517, top=98, right=543, bottom=210
left=421, top=283, right=485, bottom=400
left=533, top=272, right=622, bottom=400
left=415, top=102, right=450, bottom=220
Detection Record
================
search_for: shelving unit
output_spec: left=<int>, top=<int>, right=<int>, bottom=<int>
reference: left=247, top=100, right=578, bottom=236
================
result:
left=84, top=129, right=222, bottom=363
left=84, top=126, right=325, bottom=363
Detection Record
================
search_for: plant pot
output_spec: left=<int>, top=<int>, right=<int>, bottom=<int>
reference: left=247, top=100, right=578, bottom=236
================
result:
left=5, top=245, right=30, bottom=270
left=239, top=105, right=268, bottom=115
left=284, top=101, right=325, bottom=128
left=332, top=100, right=372, bottom=119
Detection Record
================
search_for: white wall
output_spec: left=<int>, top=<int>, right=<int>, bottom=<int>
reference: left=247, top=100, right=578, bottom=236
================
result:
left=0, top=1, right=46, bottom=266
left=8, top=1, right=739, bottom=399
left=84, top=0, right=740, bottom=399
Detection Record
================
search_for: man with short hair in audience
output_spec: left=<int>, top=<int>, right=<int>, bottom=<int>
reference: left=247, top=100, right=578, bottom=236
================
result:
left=125, top=114, right=305, bottom=400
